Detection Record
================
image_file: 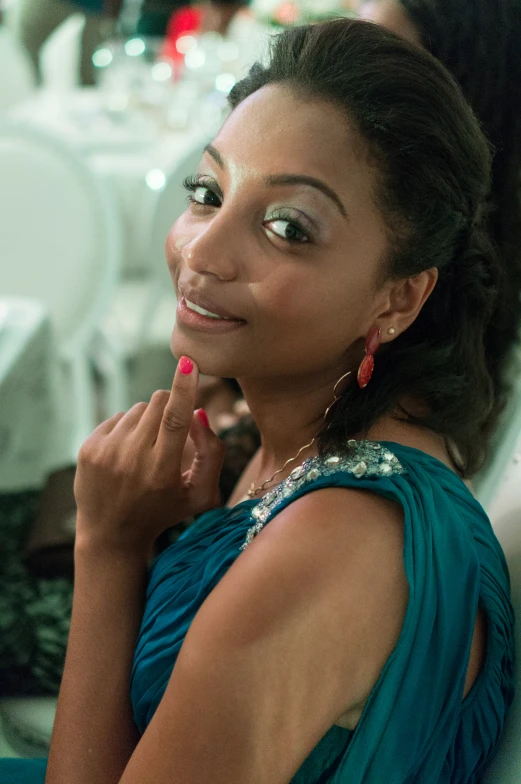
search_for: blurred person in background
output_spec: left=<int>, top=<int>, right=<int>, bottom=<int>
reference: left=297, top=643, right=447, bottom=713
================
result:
left=359, top=0, right=521, bottom=421
left=14, top=0, right=123, bottom=84
left=137, top=0, right=249, bottom=38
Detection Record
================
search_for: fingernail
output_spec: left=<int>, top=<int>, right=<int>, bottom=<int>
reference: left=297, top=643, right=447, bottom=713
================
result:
left=179, top=356, right=194, bottom=375
left=196, top=408, right=210, bottom=428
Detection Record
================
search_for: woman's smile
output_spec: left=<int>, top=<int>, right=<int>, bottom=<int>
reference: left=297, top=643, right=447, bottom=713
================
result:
left=177, top=296, right=247, bottom=334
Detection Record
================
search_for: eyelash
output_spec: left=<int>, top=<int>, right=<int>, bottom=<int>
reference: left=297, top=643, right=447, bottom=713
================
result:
left=183, top=175, right=222, bottom=206
left=182, top=175, right=314, bottom=244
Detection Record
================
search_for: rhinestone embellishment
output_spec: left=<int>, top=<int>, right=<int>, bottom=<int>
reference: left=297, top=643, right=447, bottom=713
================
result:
left=353, top=461, right=367, bottom=478
left=241, top=441, right=406, bottom=550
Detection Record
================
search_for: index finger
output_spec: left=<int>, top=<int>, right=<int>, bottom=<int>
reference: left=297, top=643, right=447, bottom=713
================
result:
left=155, top=356, right=199, bottom=470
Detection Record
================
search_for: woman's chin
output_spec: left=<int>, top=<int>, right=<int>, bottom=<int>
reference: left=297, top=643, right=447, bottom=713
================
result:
left=170, top=331, right=236, bottom=378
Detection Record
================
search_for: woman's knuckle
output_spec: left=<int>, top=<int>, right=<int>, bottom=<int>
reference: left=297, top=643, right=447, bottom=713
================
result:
left=77, top=444, right=90, bottom=464
left=79, top=435, right=96, bottom=458
left=151, top=390, right=169, bottom=405
left=162, top=408, right=186, bottom=433
left=79, top=442, right=103, bottom=467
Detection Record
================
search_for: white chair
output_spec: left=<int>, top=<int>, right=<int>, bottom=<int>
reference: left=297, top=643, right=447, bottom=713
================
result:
left=0, top=25, right=35, bottom=112
left=39, top=13, right=85, bottom=91
left=474, top=343, right=521, bottom=511
left=481, top=424, right=521, bottom=783
left=94, top=136, right=208, bottom=415
left=0, top=697, right=56, bottom=758
left=0, top=121, right=123, bottom=465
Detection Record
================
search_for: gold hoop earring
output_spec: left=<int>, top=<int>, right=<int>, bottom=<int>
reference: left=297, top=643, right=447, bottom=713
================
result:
left=247, top=369, right=353, bottom=498
left=324, top=369, right=353, bottom=423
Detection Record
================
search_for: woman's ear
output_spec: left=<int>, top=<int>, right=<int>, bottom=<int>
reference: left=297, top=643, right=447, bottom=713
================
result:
left=378, top=267, right=438, bottom=341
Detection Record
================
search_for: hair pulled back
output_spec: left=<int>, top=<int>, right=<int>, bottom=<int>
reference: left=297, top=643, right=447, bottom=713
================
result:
left=229, top=19, right=500, bottom=475
left=399, top=0, right=521, bottom=409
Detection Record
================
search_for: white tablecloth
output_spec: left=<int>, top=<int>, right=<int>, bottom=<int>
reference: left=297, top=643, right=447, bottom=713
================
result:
left=0, top=299, right=71, bottom=492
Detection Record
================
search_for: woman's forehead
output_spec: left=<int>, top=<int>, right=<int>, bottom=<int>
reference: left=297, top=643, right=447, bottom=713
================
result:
left=213, top=86, right=375, bottom=201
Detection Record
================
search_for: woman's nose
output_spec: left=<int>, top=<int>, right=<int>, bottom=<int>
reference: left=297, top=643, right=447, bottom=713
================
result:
left=183, top=217, right=240, bottom=281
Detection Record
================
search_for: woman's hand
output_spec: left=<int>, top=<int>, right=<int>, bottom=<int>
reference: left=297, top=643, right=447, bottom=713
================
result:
left=73, top=357, right=225, bottom=557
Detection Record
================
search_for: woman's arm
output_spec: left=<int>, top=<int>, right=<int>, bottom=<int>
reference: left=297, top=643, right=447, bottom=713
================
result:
left=45, top=540, right=146, bottom=784
left=118, top=487, right=408, bottom=784
left=46, top=358, right=225, bottom=784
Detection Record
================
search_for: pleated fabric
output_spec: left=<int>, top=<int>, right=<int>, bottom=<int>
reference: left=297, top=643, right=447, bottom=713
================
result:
left=130, top=441, right=514, bottom=783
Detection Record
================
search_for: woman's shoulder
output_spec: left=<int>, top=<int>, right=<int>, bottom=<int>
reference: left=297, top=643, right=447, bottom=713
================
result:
left=241, top=437, right=465, bottom=552
left=248, top=476, right=407, bottom=594
left=174, top=466, right=410, bottom=738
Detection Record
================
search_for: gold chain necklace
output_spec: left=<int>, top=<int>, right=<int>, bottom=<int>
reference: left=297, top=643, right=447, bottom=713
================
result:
left=247, top=370, right=352, bottom=498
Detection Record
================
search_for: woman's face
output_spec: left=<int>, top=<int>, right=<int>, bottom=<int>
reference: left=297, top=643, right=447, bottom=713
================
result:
left=358, top=0, right=421, bottom=45
left=167, top=84, right=393, bottom=382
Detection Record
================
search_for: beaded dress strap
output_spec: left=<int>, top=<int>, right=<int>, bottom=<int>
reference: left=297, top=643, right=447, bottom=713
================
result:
left=241, top=440, right=406, bottom=551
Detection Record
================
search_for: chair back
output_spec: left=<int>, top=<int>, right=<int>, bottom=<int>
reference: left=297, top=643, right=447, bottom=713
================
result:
left=475, top=345, right=521, bottom=511
left=482, top=424, right=521, bottom=783
left=134, top=134, right=209, bottom=284
left=0, top=121, right=122, bottom=358
left=0, top=26, right=35, bottom=112
left=39, top=13, right=85, bottom=90
left=130, top=135, right=208, bottom=344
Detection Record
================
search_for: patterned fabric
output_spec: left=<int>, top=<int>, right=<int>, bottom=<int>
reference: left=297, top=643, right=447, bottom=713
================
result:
left=0, top=492, right=72, bottom=696
left=242, top=440, right=405, bottom=548
left=0, top=417, right=257, bottom=695
left=131, top=441, right=515, bottom=783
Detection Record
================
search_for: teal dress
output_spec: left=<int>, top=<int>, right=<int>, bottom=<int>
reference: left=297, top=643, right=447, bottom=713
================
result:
left=1, top=442, right=514, bottom=783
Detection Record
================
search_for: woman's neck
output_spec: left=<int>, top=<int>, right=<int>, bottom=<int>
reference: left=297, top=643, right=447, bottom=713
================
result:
left=237, top=372, right=342, bottom=479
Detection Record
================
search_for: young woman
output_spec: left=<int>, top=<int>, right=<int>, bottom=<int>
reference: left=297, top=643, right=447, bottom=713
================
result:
left=359, top=0, right=521, bottom=420
left=1, top=18, right=514, bottom=784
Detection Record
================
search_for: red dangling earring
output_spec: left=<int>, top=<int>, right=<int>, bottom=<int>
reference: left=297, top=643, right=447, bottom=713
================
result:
left=357, top=325, right=381, bottom=389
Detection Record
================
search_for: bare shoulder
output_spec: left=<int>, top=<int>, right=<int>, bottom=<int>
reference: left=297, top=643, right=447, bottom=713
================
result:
left=185, top=484, right=409, bottom=726
left=186, top=484, right=409, bottom=698
left=265, top=483, right=406, bottom=558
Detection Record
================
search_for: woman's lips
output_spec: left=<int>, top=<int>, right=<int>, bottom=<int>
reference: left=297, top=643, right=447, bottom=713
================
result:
left=176, top=297, right=247, bottom=334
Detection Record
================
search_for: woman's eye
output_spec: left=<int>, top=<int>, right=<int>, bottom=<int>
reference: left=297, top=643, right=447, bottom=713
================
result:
left=266, top=219, right=309, bottom=244
left=190, top=186, right=221, bottom=208
left=183, top=176, right=222, bottom=208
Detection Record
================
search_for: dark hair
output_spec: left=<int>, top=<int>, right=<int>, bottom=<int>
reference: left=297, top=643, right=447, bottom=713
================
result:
left=399, top=0, right=521, bottom=414
left=229, top=18, right=500, bottom=475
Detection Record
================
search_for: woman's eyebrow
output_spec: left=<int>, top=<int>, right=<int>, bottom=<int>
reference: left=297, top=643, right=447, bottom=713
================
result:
left=266, top=174, right=348, bottom=218
left=203, top=144, right=348, bottom=218
left=204, top=144, right=225, bottom=168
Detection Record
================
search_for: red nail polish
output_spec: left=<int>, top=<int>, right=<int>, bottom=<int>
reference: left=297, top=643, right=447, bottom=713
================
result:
left=179, top=356, right=194, bottom=375
left=197, top=408, right=210, bottom=428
